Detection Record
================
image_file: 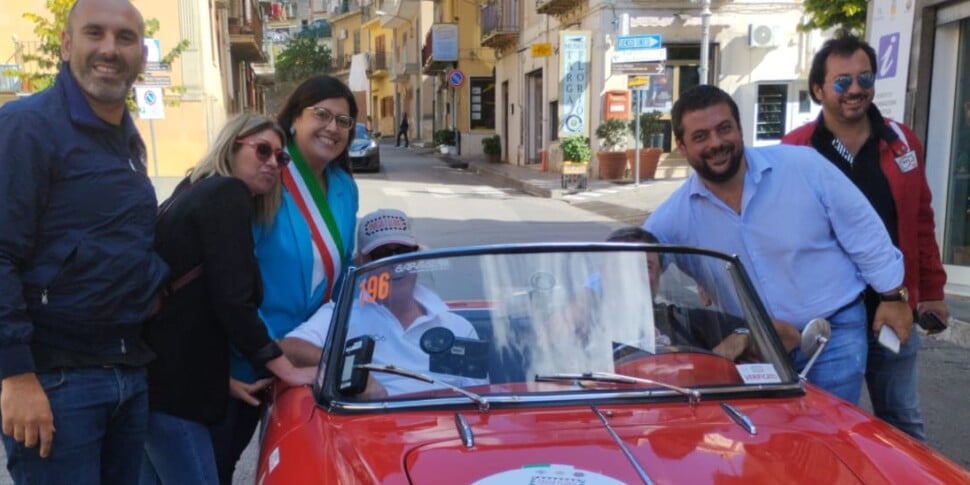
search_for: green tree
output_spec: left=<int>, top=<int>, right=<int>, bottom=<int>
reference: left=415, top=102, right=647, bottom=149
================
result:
left=8, top=0, right=189, bottom=103
left=275, top=34, right=332, bottom=82
left=800, top=0, right=867, bottom=35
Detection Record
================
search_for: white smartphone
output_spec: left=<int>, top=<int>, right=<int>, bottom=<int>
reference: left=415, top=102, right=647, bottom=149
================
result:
left=877, top=325, right=901, bottom=354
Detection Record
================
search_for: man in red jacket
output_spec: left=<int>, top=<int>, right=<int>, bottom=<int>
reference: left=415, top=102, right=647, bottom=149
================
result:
left=782, top=32, right=948, bottom=441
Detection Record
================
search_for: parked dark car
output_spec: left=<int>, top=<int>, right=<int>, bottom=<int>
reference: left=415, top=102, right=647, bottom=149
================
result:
left=350, top=122, right=380, bottom=173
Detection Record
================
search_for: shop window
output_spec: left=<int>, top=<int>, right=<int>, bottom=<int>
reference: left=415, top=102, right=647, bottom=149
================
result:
left=755, top=84, right=787, bottom=142
left=943, top=18, right=970, bottom=265
left=470, top=77, right=495, bottom=129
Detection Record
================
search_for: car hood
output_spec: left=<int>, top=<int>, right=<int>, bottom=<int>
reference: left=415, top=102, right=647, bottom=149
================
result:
left=403, top=412, right=867, bottom=484
left=350, top=139, right=373, bottom=151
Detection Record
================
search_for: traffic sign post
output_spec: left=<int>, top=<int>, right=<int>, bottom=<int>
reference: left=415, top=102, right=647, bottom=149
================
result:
left=448, top=69, right=465, bottom=88
left=447, top=69, right=464, bottom=155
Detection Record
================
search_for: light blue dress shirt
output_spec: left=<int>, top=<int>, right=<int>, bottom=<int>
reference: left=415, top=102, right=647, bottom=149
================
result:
left=644, top=144, right=903, bottom=329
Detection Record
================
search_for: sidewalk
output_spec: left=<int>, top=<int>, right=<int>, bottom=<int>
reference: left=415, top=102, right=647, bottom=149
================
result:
left=422, top=148, right=970, bottom=347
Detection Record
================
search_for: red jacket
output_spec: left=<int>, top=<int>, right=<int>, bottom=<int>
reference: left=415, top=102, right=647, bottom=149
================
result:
left=782, top=116, right=946, bottom=308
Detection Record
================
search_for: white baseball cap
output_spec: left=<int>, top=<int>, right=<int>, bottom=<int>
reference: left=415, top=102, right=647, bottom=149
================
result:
left=357, top=209, right=418, bottom=256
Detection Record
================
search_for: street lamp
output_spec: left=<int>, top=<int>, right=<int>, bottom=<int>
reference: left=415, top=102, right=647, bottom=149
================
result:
left=375, top=8, right=423, bottom=143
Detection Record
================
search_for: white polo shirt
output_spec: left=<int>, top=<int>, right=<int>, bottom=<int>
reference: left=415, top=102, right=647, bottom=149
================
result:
left=287, top=284, right=488, bottom=395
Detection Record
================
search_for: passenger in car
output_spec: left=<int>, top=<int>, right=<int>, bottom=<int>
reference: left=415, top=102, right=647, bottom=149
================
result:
left=605, top=227, right=801, bottom=358
left=279, top=209, right=489, bottom=396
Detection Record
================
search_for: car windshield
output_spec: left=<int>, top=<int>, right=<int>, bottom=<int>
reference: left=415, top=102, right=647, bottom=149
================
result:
left=319, top=244, right=801, bottom=409
left=354, top=123, right=369, bottom=140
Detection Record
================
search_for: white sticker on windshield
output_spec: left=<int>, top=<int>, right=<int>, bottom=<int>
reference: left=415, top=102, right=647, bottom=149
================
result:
left=736, top=363, right=782, bottom=384
left=392, top=258, right=451, bottom=276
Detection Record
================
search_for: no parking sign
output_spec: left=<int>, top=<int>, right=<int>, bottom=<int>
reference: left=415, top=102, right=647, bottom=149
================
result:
left=447, top=69, right=465, bottom=88
left=135, top=86, right=165, bottom=120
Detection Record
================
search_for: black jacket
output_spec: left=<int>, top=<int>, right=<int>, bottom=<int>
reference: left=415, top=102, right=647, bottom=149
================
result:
left=144, top=176, right=281, bottom=424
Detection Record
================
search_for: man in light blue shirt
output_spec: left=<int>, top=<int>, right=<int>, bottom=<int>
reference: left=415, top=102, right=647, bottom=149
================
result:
left=643, top=85, right=912, bottom=404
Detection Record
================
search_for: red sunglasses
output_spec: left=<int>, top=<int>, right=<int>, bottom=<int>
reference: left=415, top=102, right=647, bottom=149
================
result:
left=235, top=140, right=291, bottom=166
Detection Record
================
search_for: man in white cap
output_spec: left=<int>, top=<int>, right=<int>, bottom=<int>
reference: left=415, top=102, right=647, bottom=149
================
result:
left=279, top=209, right=486, bottom=395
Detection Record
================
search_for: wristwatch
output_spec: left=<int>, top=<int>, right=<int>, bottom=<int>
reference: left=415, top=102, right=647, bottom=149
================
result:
left=878, top=286, right=909, bottom=302
left=733, top=327, right=752, bottom=352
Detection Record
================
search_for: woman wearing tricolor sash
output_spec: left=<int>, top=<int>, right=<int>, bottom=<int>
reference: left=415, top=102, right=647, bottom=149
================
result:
left=212, top=76, right=360, bottom=485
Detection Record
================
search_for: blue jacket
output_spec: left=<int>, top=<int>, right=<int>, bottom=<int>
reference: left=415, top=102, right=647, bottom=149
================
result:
left=0, top=66, right=169, bottom=378
left=230, top=164, right=358, bottom=382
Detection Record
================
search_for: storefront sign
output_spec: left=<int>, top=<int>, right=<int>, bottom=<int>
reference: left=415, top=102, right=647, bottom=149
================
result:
left=558, top=31, right=591, bottom=138
left=531, top=43, right=552, bottom=57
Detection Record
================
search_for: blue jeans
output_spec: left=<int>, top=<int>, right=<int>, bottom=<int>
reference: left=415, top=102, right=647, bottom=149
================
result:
left=793, top=299, right=867, bottom=404
left=866, top=329, right=924, bottom=441
left=1, top=367, right=149, bottom=485
left=208, top=396, right=262, bottom=485
left=139, top=411, right=219, bottom=485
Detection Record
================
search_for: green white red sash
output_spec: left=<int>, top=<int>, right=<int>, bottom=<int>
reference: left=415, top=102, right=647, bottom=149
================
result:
left=281, top=143, right=345, bottom=300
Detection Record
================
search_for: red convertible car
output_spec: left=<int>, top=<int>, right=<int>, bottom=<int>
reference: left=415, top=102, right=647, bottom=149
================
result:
left=256, top=244, right=970, bottom=484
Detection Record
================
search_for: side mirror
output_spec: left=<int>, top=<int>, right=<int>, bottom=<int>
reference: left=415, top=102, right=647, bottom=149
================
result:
left=798, top=318, right=831, bottom=381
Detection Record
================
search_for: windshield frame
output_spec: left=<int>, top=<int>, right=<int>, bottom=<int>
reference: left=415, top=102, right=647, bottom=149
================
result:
left=314, top=242, right=804, bottom=413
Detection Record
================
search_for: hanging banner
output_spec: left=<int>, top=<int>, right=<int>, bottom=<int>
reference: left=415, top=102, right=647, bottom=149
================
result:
left=558, top=31, right=591, bottom=138
left=867, top=0, right=916, bottom=121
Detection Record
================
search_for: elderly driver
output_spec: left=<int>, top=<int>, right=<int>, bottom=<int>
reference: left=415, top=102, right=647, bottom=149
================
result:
left=279, top=209, right=487, bottom=396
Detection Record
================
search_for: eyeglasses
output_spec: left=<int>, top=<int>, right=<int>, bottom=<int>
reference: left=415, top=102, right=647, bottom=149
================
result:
left=304, top=106, right=355, bottom=130
left=832, top=72, right=876, bottom=94
left=235, top=140, right=291, bottom=166
left=368, top=244, right=418, bottom=261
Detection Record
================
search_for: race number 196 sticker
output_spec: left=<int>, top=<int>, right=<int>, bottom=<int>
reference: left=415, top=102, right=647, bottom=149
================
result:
left=736, top=363, right=782, bottom=384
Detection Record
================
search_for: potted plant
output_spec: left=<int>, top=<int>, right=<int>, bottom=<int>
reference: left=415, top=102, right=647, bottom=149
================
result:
left=481, top=135, right=501, bottom=163
left=559, top=136, right=592, bottom=163
left=558, top=136, right=591, bottom=190
left=628, top=110, right=665, bottom=180
left=594, top=118, right=630, bottom=180
left=434, top=129, right=456, bottom=154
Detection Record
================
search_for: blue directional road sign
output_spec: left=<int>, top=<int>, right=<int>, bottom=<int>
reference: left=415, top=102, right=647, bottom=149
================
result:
left=616, top=34, right=662, bottom=51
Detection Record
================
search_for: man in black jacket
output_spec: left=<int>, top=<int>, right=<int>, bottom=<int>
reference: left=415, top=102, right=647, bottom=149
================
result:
left=396, top=112, right=410, bottom=147
left=0, top=0, right=168, bottom=482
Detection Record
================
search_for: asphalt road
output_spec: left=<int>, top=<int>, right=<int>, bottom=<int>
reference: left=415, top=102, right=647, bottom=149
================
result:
left=0, top=144, right=967, bottom=484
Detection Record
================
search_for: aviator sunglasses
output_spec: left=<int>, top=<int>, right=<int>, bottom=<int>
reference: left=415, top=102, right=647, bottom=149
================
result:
left=235, top=140, right=291, bottom=166
left=303, top=106, right=356, bottom=130
left=832, top=72, right=876, bottom=94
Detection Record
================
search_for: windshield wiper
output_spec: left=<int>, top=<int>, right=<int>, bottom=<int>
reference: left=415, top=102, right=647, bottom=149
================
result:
left=355, top=364, right=490, bottom=413
left=535, top=371, right=701, bottom=405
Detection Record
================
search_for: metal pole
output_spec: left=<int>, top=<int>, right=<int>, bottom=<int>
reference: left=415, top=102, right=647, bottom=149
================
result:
left=634, top=88, right=641, bottom=186
left=415, top=16, right=422, bottom=142
left=452, top=86, right=459, bottom=155
left=149, top=119, right=159, bottom=178
left=699, top=0, right=712, bottom=85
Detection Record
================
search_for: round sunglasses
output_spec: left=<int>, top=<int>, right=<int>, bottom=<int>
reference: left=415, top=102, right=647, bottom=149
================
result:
left=235, top=140, right=291, bottom=166
left=832, top=72, right=876, bottom=95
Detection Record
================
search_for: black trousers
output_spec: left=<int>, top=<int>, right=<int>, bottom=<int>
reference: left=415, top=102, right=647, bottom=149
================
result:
left=397, top=128, right=409, bottom=147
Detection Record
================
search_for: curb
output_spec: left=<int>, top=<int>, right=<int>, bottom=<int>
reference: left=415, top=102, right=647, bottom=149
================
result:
left=939, top=319, right=970, bottom=348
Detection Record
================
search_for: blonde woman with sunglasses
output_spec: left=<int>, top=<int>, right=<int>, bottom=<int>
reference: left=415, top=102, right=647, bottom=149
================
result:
left=140, top=113, right=316, bottom=484
left=212, top=76, right=361, bottom=484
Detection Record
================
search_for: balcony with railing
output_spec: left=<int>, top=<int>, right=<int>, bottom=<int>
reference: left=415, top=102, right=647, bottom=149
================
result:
left=481, top=0, right=519, bottom=49
left=536, top=0, right=582, bottom=15
left=228, top=1, right=266, bottom=62
left=332, top=54, right=353, bottom=72
left=366, top=51, right=389, bottom=78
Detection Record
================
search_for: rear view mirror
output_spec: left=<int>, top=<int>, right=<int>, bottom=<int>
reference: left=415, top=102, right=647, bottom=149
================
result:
left=798, top=318, right=831, bottom=381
